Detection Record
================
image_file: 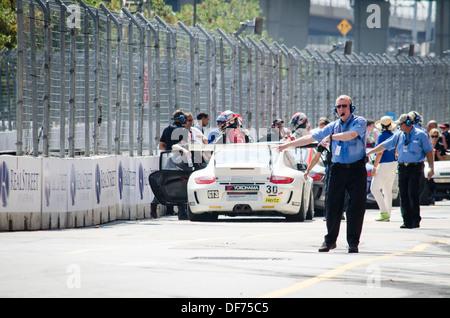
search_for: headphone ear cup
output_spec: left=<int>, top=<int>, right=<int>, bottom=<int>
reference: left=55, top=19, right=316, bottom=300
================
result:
left=334, top=108, right=337, bottom=114
left=350, top=104, right=356, bottom=113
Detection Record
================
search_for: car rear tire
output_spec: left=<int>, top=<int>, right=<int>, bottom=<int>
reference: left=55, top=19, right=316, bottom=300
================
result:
left=188, top=205, right=218, bottom=222
left=286, top=187, right=306, bottom=222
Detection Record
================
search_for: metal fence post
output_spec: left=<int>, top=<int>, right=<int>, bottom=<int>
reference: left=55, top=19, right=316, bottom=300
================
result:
left=35, top=0, right=50, bottom=157
left=100, top=4, right=123, bottom=155
left=123, top=8, right=144, bottom=156
left=217, top=28, right=236, bottom=112
left=177, top=21, right=195, bottom=115
left=137, top=12, right=160, bottom=155
left=16, top=0, right=24, bottom=156
left=196, top=24, right=217, bottom=122
left=156, top=15, right=178, bottom=117
left=248, top=36, right=265, bottom=130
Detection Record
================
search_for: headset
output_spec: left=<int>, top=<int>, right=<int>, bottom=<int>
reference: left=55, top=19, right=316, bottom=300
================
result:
left=172, top=114, right=185, bottom=123
left=405, top=117, right=413, bottom=127
left=410, top=111, right=422, bottom=124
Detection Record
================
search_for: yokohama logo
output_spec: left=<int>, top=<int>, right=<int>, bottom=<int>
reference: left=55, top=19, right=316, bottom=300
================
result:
left=225, top=185, right=259, bottom=191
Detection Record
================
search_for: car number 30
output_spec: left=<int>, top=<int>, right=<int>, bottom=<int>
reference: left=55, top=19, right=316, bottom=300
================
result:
left=207, top=190, right=219, bottom=199
left=266, top=185, right=278, bottom=195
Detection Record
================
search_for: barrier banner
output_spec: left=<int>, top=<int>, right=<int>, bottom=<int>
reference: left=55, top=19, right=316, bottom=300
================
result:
left=0, top=156, right=41, bottom=213
left=42, top=158, right=68, bottom=213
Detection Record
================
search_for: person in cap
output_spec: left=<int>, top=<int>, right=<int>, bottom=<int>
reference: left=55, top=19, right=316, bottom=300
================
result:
left=278, top=95, right=367, bottom=253
left=367, top=113, right=434, bottom=229
left=370, top=116, right=398, bottom=222
left=408, top=111, right=426, bottom=133
left=439, top=122, right=449, bottom=150
left=259, top=118, right=291, bottom=142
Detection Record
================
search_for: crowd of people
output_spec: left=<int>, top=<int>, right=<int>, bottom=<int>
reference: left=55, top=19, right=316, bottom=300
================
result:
left=154, top=98, right=449, bottom=253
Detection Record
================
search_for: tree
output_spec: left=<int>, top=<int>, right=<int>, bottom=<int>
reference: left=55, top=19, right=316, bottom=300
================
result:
left=0, top=0, right=17, bottom=49
left=175, top=0, right=263, bottom=35
left=0, top=0, right=268, bottom=50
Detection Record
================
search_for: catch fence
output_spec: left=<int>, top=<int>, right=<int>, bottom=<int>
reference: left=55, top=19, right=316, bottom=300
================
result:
left=1, top=0, right=449, bottom=157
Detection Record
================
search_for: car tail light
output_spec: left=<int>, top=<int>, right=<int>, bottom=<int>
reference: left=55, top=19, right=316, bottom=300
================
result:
left=309, top=173, right=323, bottom=181
left=270, top=175, right=294, bottom=184
left=194, top=176, right=216, bottom=184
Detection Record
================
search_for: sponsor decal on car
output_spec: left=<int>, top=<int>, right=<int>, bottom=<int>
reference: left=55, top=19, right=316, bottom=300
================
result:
left=207, top=190, right=219, bottom=199
left=225, top=185, right=260, bottom=191
left=264, top=197, right=280, bottom=204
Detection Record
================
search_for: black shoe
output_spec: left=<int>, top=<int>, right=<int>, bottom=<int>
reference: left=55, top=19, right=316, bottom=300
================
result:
left=318, top=242, right=336, bottom=252
left=400, top=224, right=420, bottom=229
left=348, top=245, right=359, bottom=253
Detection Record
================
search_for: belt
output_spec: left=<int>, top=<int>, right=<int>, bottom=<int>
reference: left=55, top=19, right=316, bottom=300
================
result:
left=398, top=162, right=423, bottom=167
left=333, top=158, right=366, bottom=169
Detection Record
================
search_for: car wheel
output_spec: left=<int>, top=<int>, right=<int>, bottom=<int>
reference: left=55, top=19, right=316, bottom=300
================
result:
left=188, top=205, right=218, bottom=222
left=286, top=187, right=306, bottom=222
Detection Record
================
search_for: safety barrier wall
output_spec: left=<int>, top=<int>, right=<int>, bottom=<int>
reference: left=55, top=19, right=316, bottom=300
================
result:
left=0, top=155, right=159, bottom=231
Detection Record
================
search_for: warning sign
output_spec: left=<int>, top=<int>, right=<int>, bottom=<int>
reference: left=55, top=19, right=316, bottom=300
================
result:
left=337, top=19, right=352, bottom=35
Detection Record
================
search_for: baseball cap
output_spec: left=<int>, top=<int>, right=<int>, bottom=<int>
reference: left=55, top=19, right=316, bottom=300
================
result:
left=395, top=113, right=411, bottom=125
left=440, top=123, right=449, bottom=129
left=272, top=118, right=284, bottom=124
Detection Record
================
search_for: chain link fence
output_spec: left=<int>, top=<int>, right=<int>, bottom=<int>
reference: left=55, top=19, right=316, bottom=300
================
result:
left=2, top=0, right=449, bottom=157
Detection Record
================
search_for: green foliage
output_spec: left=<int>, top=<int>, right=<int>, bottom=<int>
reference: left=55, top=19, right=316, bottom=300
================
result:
left=175, top=0, right=270, bottom=40
left=1, top=0, right=270, bottom=50
left=0, top=0, right=17, bottom=49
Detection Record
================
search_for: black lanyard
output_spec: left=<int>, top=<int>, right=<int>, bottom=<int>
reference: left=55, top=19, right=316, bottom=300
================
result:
left=403, top=132, right=412, bottom=146
left=338, top=115, right=355, bottom=133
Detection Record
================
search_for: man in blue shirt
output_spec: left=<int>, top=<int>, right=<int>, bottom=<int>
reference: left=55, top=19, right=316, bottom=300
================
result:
left=367, top=113, right=434, bottom=229
left=278, top=95, right=367, bottom=253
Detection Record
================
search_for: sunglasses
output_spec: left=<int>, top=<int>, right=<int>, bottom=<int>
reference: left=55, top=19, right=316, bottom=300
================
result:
left=431, top=135, right=439, bottom=138
left=335, top=104, right=348, bottom=109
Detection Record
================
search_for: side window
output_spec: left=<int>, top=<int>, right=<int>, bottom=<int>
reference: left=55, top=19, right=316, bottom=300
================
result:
left=283, top=151, right=296, bottom=169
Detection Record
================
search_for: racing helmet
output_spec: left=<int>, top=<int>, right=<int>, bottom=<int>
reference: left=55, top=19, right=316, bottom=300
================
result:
left=217, top=110, right=240, bottom=132
left=290, top=112, right=308, bottom=131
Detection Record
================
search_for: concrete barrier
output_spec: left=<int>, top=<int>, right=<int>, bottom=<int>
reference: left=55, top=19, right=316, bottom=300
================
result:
left=0, top=155, right=159, bottom=231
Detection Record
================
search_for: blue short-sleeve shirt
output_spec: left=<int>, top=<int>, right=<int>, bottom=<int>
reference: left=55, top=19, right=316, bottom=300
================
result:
left=312, top=115, right=367, bottom=164
left=381, top=126, right=433, bottom=163
left=376, top=131, right=396, bottom=163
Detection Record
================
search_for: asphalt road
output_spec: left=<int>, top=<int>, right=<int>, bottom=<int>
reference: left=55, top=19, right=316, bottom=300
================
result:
left=1, top=201, right=449, bottom=299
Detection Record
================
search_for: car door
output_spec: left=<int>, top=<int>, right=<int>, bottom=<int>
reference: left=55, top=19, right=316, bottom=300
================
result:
left=149, top=151, right=194, bottom=205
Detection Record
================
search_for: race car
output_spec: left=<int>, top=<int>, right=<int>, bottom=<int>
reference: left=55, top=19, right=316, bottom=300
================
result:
left=422, top=160, right=450, bottom=204
left=149, top=143, right=314, bottom=222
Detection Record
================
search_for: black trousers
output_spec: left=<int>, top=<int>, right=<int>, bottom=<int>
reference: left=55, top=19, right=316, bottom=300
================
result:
left=326, top=160, right=367, bottom=246
left=398, top=163, right=423, bottom=227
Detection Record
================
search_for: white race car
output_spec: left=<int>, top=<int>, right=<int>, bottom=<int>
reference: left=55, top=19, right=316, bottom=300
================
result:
left=423, top=160, right=450, bottom=203
left=149, top=143, right=314, bottom=222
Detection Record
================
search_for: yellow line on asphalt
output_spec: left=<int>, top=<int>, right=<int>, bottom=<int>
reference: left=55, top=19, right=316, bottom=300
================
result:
left=259, top=239, right=449, bottom=298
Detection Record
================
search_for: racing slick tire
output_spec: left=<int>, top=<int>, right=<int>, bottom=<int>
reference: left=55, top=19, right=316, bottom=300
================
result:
left=285, top=187, right=306, bottom=222
left=188, top=205, right=219, bottom=222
